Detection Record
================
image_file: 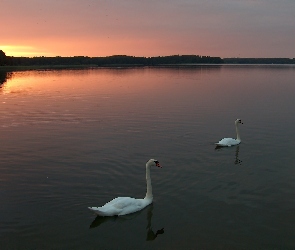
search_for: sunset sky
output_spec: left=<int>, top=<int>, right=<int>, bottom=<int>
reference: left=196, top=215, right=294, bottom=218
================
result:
left=1, top=0, right=294, bottom=58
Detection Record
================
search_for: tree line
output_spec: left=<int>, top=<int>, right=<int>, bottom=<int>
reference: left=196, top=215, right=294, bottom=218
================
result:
left=1, top=50, right=223, bottom=66
left=223, top=57, right=295, bottom=64
left=1, top=50, right=295, bottom=66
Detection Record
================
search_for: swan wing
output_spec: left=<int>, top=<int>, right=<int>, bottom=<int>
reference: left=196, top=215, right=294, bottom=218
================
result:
left=88, top=197, right=150, bottom=216
left=216, top=138, right=240, bottom=146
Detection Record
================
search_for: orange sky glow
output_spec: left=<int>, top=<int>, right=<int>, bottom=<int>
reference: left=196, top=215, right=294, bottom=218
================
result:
left=1, top=0, right=295, bottom=58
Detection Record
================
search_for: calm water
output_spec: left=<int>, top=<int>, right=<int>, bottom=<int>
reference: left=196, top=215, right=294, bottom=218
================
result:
left=1, top=65, right=295, bottom=249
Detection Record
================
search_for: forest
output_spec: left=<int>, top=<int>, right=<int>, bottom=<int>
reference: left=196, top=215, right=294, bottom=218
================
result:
left=223, top=57, right=295, bottom=64
left=0, top=50, right=222, bottom=66
left=1, top=50, right=295, bottom=66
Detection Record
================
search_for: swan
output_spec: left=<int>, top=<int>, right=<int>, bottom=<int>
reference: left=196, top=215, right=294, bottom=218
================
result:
left=215, top=119, right=243, bottom=147
left=88, top=159, right=162, bottom=217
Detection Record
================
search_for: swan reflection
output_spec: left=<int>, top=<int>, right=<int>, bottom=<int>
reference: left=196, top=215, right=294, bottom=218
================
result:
left=234, top=145, right=242, bottom=165
left=89, top=204, right=164, bottom=241
left=145, top=204, right=164, bottom=241
left=215, top=145, right=242, bottom=165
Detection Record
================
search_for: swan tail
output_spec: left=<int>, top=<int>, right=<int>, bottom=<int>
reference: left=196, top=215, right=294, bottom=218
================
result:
left=88, top=207, right=109, bottom=216
left=88, top=206, right=120, bottom=217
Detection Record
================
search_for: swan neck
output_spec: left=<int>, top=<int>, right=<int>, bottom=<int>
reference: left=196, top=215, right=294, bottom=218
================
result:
left=144, top=163, right=153, bottom=200
left=235, top=122, right=241, bottom=141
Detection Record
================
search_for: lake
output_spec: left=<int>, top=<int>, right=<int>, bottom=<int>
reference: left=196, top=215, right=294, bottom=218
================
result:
left=1, top=65, right=295, bottom=249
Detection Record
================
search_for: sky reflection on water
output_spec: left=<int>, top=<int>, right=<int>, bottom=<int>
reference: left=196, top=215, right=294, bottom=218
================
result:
left=0, top=66, right=295, bottom=249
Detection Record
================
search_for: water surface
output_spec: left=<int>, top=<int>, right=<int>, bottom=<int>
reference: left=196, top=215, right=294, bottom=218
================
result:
left=1, top=65, right=295, bottom=249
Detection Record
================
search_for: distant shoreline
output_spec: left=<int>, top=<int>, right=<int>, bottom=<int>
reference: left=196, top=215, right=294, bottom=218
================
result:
left=1, top=63, right=295, bottom=72
left=1, top=50, right=295, bottom=68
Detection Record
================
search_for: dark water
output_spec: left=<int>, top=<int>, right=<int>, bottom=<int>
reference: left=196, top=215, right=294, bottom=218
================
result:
left=1, top=65, right=295, bottom=249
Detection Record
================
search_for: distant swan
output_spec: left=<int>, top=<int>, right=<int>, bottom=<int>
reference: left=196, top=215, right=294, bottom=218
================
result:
left=88, top=159, right=162, bottom=217
left=215, top=119, right=243, bottom=147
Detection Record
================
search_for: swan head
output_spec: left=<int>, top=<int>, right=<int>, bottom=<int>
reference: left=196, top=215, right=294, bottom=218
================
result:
left=235, top=119, right=243, bottom=125
left=146, top=159, right=162, bottom=168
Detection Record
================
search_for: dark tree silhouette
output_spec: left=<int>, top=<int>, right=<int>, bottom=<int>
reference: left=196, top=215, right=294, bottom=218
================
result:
left=2, top=50, right=294, bottom=66
left=0, top=50, right=7, bottom=66
left=223, top=57, right=295, bottom=64
left=1, top=51, right=224, bottom=66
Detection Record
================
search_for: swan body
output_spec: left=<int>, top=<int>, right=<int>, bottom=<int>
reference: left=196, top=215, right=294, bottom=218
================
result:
left=216, top=137, right=240, bottom=146
left=88, top=159, right=161, bottom=217
left=216, top=119, right=243, bottom=147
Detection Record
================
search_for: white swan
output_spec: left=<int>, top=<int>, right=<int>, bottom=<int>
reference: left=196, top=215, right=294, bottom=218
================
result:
left=88, top=159, right=162, bottom=217
left=215, top=119, right=243, bottom=147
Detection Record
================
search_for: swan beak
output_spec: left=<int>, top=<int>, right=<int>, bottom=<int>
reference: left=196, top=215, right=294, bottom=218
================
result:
left=156, top=162, right=162, bottom=168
